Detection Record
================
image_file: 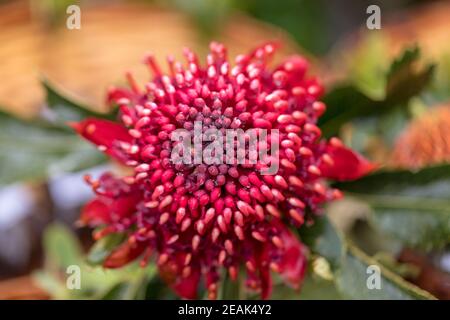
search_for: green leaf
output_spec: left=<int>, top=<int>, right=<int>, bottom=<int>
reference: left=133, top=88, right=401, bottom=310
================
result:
left=320, top=86, right=376, bottom=137
left=320, top=46, right=435, bottom=137
left=0, top=110, right=106, bottom=185
left=311, top=217, right=435, bottom=300
left=270, top=275, right=342, bottom=300
left=43, top=223, right=84, bottom=269
left=385, top=46, right=435, bottom=107
left=36, top=223, right=158, bottom=300
left=336, top=164, right=450, bottom=250
left=387, top=46, right=422, bottom=78
left=337, top=244, right=435, bottom=300
left=87, top=233, right=125, bottom=266
left=43, top=77, right=115, bottom=123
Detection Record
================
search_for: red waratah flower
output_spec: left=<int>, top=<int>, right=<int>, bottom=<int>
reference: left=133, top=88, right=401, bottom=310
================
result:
left=73, top=42, right=374, bottom=299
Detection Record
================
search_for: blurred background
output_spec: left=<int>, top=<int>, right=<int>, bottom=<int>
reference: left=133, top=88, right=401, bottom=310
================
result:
left=0, top=0, right=449, bottom=299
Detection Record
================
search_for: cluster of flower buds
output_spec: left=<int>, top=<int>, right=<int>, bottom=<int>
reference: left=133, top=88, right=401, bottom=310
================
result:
left=73, top=42, right=374, bottom=299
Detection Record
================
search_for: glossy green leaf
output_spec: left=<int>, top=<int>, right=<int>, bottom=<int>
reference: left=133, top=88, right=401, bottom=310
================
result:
left=43, top=77, right=115, bottom=123
left=311, top=217, right=435, bottom=300
left=337, top=244, right=435, bottom=300
left=0, top=111, right=106, bottom=186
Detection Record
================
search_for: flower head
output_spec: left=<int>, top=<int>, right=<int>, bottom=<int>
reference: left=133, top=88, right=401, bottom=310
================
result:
left=392, top=104, right=450, bottom=169
left=73, top=42, right=374, bottom=299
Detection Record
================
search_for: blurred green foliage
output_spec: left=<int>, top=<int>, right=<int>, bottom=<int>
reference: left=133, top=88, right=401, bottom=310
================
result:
left=321, top=43, right=435, bottom=138
left=166, top=0, right=232, bottom=37
left=309, top=217, right=435, bottom=299
left=0, top=78, right=117, bottom=186
left=233, top=0, right=330, bottom=55
left=337, top=164, right=450, bottom=251
left=30, top=0, right=81, bottom=26
left=34, top=223, right=158, bottom=299
left=0, top=110, right=105, bottom=186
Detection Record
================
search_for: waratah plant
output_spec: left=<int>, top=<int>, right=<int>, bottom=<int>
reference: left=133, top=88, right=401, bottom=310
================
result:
left=72, top=42, right=374, bottom=299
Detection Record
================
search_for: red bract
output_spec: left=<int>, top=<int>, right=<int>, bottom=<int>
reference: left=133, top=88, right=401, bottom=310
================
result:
left=73, top=42, right=374, bottom=299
